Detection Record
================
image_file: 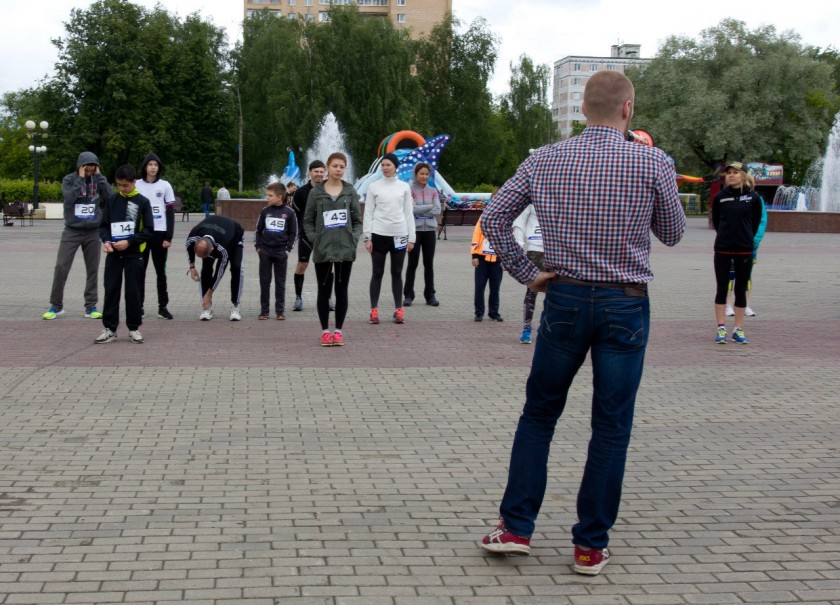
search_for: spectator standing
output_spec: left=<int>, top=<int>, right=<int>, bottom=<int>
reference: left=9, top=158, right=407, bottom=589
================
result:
left=403, top=162, right=442, bottom=307
left=478, top=71, right=685, bottom=575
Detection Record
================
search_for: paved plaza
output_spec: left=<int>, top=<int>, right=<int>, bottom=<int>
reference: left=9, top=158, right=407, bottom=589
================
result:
left=0, top=217, right=838, bottom=605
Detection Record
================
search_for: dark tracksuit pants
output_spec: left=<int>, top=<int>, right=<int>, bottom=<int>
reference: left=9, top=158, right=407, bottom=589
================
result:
left=258, top=249, right=288, bottom=314
left=102, top=252, right=144, bottom=332
left=404, top=230, right=437, bottom=302
left=474, top=256, right=502, bottom=318
left=200, top=244, right=244, bottom=306
left=140, top=235, right=170, bottom=309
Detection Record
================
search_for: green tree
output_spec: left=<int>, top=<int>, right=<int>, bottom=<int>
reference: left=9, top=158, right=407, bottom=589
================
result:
left=630, top=19, right=839, bottom=182
left=415, top=15, right=502, bottom=186
left=25, top=0, right=237, bottom=193
left=499, top=54, right=554, bottom=162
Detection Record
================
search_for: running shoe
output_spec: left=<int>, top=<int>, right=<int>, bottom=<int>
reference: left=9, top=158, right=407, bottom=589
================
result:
left=489, top=314, right=504, bottom=322
left=731, top=327, right=748, bottom=344
left=258, top=314, right=269, bottom=320
left=276, top=313, right=285, bottom=320
left=43, top=306, right=65, bottom=320
left=573, top=545, right=611, bottom=575
left=745, top=306, right=756, bottom=317
left=369, top=307, right=379, bottom=324
left=320, top=332, right=333, bottom=347
left=332, top=332, right=344, bottom=346
left=393, top=308, right=405, bottom=324
left=480, top=520, right=531, bottom=555
left=230, top=305, right=241, bottom=321
left=293, top=296, right=303, bottom=311
left=520, top=327, right=532, bottom=344
left=403, top=297, right=414, bottom=307
left=427, top=296, right=440, bottom=307
left=716, top=326, right=727, bottom=344
left=128, top=330, right=144, bottom=344
left=157, top=307, right=173, bottom=320
left=725, top=306, right=735, bottom=316
left=199, top=307, right=214, bottom=321
left=85, top=307, right=102, bottom=319
left=95, top=328, right=117, bottom=344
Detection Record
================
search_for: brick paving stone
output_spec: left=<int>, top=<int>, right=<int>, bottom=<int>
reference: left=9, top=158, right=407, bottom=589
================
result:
left=0, top=220, right=838, bottom=604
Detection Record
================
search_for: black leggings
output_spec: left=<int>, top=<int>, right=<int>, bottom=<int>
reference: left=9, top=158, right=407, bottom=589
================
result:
left=315, top=261, right=353, bottom=330
left=714, top=253, right=752, bottom=307
left=369, top=233, right=407, bottom=309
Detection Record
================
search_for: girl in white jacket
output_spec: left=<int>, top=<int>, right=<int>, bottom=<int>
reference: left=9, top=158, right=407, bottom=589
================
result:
left=363, top=153, right=415, bottom=324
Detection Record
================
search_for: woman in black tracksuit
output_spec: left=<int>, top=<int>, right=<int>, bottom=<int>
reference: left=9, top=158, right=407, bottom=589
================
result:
left=712, top=161, right=763, bottom=344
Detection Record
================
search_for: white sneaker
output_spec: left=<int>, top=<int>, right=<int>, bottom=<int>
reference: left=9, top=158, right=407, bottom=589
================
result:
left=129, top=330, right=144, bottom=344
left=95, top=328, right=117, bottom=344
left=725, top=306, right=735, bottom=316
left=745, top=306, right=756, bottom=317
left=199, top=306, right=214, bottom=321
left=230, top=305, right=241, bottom=321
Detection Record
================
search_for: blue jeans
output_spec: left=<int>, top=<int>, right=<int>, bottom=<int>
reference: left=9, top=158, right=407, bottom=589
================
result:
left=499, top=281, right=650, bottom=549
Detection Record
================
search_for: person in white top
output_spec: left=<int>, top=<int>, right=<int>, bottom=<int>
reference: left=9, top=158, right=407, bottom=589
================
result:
left=363, top=153, right=415, bottom=325
left=217, top=184, right=232, bottom=200
left=135, top=152, right=176, bottom=320
left=512, top=205, right=544, bottom=344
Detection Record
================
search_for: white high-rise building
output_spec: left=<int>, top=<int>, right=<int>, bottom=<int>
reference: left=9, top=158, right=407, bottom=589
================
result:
left=552, top=44, right=651, bottom=139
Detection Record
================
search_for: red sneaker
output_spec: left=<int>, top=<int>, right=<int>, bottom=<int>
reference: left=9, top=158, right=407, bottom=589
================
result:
left=392, top=307, right=405, bottom=324
left=258, top=314, right=269, bottom=320
left=573, top=545, right=610, bottom=575
left=369, top=307, right=379, bottom=324
left=332, top=332, right=344, bottom=346
left=320, top=332, right=333, bottom=347
left=480, top=520, right=530, bottom=555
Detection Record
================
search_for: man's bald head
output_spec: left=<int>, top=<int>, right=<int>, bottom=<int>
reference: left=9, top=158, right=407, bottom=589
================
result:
left=194, top=236, right=215, bottom=258
left=582, top=71, right=635, bottom=126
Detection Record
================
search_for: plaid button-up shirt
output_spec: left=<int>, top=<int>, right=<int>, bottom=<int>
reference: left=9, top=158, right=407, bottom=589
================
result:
left=481, top=126, right=686, bottom=285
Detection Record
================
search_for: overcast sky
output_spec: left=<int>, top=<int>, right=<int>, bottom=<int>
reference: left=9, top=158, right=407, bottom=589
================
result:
left=1, top=0, right=838, bottom=99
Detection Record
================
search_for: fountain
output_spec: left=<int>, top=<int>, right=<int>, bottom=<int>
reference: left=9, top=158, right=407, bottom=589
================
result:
left=765, top=111, right=840, bottom=232
left=306, top=112, right=354, bottom=182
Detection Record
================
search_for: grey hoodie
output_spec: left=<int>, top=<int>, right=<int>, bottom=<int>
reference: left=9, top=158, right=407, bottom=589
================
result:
left=60, top=151, right=112, bottom=230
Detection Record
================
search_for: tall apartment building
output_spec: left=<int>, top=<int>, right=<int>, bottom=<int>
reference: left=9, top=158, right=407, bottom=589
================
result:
left=244, top=0, right=452, bottom=39
left=552, top=44, right=651, bottom=139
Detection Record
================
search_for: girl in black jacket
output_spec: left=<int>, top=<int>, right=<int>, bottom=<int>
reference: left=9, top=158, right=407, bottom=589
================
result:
left=711, top=161, right=763, bottom=344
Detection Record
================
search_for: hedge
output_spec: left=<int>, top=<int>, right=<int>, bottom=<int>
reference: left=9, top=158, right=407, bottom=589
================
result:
left=0, top=179, right=62, bottom=203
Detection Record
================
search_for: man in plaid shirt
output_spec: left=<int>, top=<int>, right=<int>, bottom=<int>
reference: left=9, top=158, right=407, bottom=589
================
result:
left=479, top=71, right=685, bottom=575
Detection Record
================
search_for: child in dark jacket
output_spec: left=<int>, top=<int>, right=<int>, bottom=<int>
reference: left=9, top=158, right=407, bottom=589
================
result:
left=255, top=182, right=297, bottom=319
left=471, top=220, right=504, bottom=322
left=96, top=164, right=154, bottom=344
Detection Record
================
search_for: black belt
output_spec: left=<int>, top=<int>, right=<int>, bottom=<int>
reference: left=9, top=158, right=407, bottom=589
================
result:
left=551, top=275, right=648, bottom=297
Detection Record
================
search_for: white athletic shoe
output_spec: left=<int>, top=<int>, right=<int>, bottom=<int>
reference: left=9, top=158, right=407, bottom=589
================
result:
left=725, top=306, right=735, bottom=316
left=230, top=305, right=241, bottom=321
left=745, top=307, right=756, bottom=317
left=129, top=330, right=144, bottom=344
left=95, top=328, right=117, bottom=344
left=199, top=306, right=214, bottom=321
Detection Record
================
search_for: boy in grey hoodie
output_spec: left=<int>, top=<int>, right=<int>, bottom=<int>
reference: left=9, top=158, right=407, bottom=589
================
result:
left=43, top=151, right=113, bottom=320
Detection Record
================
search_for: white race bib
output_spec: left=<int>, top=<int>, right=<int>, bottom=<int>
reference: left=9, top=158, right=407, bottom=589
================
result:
left=393, top=235, right=408, bottom=250
left=75, top=203, right=96, bottom=219
left=323, top=209, right=347, bottom=229
left=151, top=204, right=166, bottom=231
left=111, top=221, right=134, bottom=241
left=266, top=217, right=286, bottom=232
left=482, top=239, right=495, bottom=255
left=526, top=224, right=542, bottom=243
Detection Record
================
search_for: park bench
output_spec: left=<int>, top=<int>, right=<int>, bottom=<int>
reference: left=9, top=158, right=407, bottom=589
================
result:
left=173, top=197, right=189, bottom=222
left=2, top=202, right=34, bottom=227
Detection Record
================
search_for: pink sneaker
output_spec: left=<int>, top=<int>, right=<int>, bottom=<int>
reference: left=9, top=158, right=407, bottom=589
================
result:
left=332, top=332, right=344, bottom=346
left=480, top=520, right=530, bottom=555
left=573, top=545, right=610, bottom=575
left=320, top=332, right=333, bottom=347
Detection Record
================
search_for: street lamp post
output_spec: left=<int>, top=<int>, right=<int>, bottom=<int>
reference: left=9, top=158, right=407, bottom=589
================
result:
left=25, top=120, right=49, bottom=210
left=235, top=87, right=243, bottom=192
